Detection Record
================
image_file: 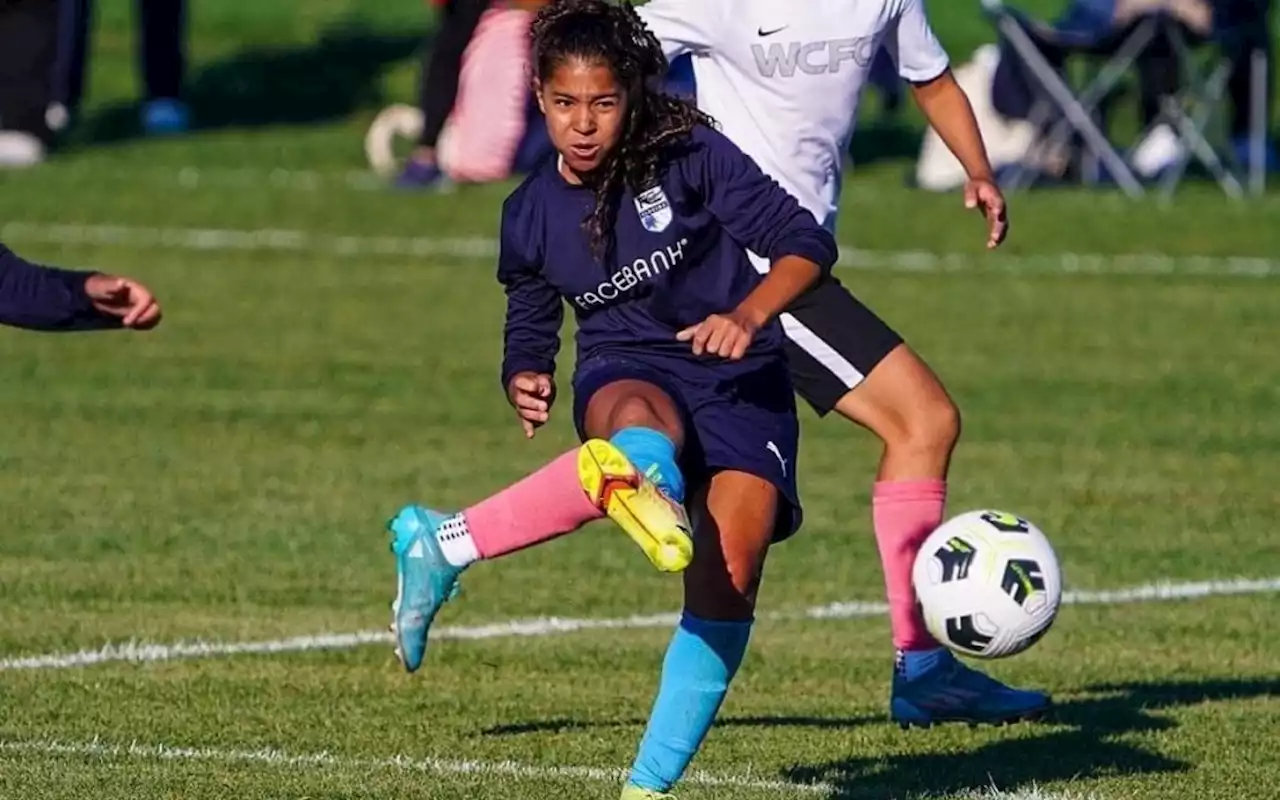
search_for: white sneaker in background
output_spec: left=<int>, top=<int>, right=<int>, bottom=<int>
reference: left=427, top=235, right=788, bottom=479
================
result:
left=1131, top=124, right=1185, bottom=178
left=0, top=131, right=45, bottom=168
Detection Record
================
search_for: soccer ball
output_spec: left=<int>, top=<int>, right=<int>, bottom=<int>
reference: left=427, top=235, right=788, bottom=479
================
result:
left=912, top=510, right=1062, bottom=659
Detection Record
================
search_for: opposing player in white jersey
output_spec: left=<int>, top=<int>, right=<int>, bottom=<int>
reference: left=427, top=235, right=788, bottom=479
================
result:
left=635, top=0, right=1048, bottom=732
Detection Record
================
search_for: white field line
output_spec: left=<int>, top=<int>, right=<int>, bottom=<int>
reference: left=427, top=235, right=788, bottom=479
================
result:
left=0, top=164, right=971, bottom=199
left=24, top=164, right=1280, bottom=208
left=2, top=576, right=1277, bottom=672
left=4, top=220, right=1279, bottom=277
left=1, top=165, right=385, bottom=192
left=942, top=787, right=1100, bottom=800
left=0, top=738, right=832, bottom=795
left=7, top=166, right=392, bottom=194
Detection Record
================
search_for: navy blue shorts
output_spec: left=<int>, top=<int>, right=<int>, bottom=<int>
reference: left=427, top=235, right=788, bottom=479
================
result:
left=571, top=352, right=803, bottom=541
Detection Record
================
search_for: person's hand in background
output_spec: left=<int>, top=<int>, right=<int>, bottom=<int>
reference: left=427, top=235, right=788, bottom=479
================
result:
left=85, top=274, right=163, bottom=329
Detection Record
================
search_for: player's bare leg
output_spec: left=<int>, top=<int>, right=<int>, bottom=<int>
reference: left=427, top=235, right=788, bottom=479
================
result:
left=622, top=471, right=776, bottom=798
left=833, top=343, right=960, bottom=482
left=834, top=343, right=1050, bottom=727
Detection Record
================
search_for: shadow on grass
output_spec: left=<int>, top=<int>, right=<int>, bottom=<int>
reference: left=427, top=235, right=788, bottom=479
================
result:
left=71, top=21, right=424, bottom=146
left=786, top=677, right=1278, bottom=798
left=481, top=677, right=1278, bottom=798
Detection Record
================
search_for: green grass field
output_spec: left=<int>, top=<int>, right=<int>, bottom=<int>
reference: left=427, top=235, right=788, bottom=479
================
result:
left=1, top=2, right=1278, bottom=798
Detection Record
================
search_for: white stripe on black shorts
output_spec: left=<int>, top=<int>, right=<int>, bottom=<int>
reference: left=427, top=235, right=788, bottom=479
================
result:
left=749, top=253, right=903, bottom=416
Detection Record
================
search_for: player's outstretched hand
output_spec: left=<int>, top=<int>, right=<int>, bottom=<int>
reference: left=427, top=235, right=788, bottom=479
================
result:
left=85, top=273, right=163, bottom=329
left=964, top=178, right=1009, bottom=250
left=507, top=371, right=556, bottom=439
left=676, top=308, right=760, bottom=361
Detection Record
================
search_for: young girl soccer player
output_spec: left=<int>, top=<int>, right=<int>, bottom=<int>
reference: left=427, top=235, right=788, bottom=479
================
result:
left=386, top=1, right=837, bottom=797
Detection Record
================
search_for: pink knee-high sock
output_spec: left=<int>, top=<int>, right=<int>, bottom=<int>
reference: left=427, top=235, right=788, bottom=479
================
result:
left=464, top=449, right=604, bottom=560
left=873, top=479, right=947, bottom=651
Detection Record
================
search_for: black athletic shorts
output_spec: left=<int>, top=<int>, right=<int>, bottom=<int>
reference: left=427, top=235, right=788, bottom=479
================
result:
left=776, top=273, right=904, bottom=416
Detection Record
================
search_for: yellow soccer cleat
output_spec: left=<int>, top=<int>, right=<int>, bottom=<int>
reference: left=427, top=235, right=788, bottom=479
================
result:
left=620, top=785, right=677, bottom=799
left=578, top=439, right=694, bottom=573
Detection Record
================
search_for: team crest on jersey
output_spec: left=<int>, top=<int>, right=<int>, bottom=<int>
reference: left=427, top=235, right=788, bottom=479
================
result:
left=634, top=186, right=673, bottom=233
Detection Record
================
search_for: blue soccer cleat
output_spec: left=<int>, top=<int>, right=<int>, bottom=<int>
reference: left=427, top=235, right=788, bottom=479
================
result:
left=890, top=649, right=1051, bottom=728
left=141, top=98, right=190, bottom=136
left=388, top=505, right=464, bottom=673
left=394, top=158, right=444, bottom=190
left=393, top=158, right=456, bottom=193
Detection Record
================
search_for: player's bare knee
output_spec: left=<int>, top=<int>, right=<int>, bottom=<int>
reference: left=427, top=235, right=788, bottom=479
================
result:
left=609, top=394, right=666, bottom=431
left=918, top=393, right=961, bottom=454
left=585, top=380, right=684, bottom=445
left=885, top=391, right=960, bottom=461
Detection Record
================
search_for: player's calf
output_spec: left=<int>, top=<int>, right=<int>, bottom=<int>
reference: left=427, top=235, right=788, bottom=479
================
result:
left=831, top=346, right=968, bottom=651
left=623, top=472, right=775, bottom=797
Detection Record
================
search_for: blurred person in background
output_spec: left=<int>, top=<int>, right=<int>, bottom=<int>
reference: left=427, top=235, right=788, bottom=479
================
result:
left=54, top=0, right=191, bottom=136
left=368, top=0, right=555, bottom=188
left=395, top=0, right=552, bottom=189
left=0, top=0, right=60, bottom=167
left=395, top=0, right=492, bottom=189
left=1217, top=0, right=1276, bottom=170
left=0, top=0, right=187, bottom=170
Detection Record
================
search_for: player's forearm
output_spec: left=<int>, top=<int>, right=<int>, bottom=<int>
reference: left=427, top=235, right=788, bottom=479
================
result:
left=911, top=71, right=995, bottom=181
left=0, top=245, right=117, bottom=332
left=500, top=334, right=558, bottom=393
left=499, top=284, right=562, bottom=390
left=735, top=255, right=822, bottom=329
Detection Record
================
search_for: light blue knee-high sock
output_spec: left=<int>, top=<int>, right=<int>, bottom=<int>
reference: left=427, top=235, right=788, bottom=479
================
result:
left=611, top=426, right=685, bottom=503
left=627, top=612, right=753, bottom=792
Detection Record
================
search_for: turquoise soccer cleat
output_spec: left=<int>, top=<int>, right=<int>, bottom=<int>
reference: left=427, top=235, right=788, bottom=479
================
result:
left=890, top=649, right=1051, bottom=728
left=388, top=505, right=464, bottom=673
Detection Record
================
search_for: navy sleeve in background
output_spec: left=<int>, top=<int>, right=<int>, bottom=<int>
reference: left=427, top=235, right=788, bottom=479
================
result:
left=681, top=126, right=838, bottom=275
left=0, top=245, right=120, bottom=332
left=496, top=196, right=563, bottom=392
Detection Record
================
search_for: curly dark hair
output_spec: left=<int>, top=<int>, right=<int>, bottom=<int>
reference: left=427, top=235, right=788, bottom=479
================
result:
left=530, top=0, right=715, bottom=262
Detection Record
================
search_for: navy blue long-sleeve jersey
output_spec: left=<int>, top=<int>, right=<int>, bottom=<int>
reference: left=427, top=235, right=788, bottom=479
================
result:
left=0, top=245, right=119, bottom=332
left=497, top=124, right=838, bottom=390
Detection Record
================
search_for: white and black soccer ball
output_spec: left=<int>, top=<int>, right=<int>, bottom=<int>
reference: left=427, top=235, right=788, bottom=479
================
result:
left=912, top=510, right=1062, bottom=659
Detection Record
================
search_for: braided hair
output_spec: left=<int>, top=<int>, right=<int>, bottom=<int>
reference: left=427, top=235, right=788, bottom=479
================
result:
left=530, top=0, right=715, bottom=261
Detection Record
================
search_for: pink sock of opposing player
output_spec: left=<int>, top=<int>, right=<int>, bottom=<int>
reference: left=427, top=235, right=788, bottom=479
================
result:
left=463, top=449, right=604, bottom=560
left=873, top=479, right=947, bottom=651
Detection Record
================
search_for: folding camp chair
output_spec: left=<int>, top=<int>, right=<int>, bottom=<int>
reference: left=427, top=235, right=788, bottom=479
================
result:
left=982, top=0, right=1156, bottom=196
left=1155, top=0, right=1274, bottom=199
left=980, top=0, right=1252, bottom=199
left=1144, top=21, right=1245, bottom=200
